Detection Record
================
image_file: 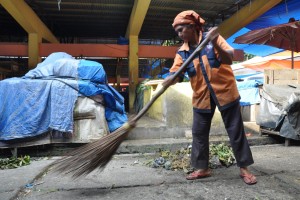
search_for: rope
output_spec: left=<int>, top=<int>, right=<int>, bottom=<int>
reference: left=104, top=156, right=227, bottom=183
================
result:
left=29, top=76, right=122, bottom=113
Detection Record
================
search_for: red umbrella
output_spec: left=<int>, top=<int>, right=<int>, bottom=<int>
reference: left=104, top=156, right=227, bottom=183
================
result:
left=234, top=21, right=300, bottom=69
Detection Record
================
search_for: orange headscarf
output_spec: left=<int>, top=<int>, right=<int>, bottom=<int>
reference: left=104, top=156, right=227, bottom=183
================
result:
left=172, top=10, right=205, bottom=31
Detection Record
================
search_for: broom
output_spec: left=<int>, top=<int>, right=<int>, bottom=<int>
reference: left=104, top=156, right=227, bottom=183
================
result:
left=51, top=27, right=217, bottom=178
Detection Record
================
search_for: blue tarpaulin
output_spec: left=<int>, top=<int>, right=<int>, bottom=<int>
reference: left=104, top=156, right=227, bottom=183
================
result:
left=0, top=77, right=78, bottom=140
left=227, top=0, right=300, bottom=56
left=0, top=52, right=127, bottom=141
left=236, top=80, right=262, bottom=106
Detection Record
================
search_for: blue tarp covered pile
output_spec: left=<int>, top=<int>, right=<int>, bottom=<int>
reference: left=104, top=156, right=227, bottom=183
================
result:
left=0, top=52, right=127, bottom=141
left=257, top=84, right=300, bottom=140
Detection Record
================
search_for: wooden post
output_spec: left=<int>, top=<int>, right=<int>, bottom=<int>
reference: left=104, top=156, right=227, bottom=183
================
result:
left=270, top=70, right=274, bottom=84
left=28, top=33, right=42, bottom=69
left=128, top=35, right=139, bottom=113
left=116, top=58, right=121, bottom=91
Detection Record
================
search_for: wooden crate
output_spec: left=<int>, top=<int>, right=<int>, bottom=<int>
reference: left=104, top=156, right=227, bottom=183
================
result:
left=264, top=69, right=300, bottom=85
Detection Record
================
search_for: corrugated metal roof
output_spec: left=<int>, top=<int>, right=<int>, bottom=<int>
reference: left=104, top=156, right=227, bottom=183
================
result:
left=0, top=0, right=251, bottom=78
left=0, top=0, right=250, bottom=42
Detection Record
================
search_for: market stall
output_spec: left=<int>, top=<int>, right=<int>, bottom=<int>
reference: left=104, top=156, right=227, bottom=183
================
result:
left=0, top=52, right=127, bottom=150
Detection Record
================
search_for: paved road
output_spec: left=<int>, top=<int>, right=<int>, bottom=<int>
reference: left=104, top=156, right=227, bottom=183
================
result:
left=1, top=144, right=299, bottom=200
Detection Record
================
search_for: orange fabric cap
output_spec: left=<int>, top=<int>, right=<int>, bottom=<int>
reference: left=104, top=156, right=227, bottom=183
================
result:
left=172, top=10, right=205, bottom=28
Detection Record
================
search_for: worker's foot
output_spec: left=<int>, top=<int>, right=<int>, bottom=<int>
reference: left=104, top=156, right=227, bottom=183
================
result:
left=240, top=167, right=257, bottom=185
left=186, top=169, right=211, bottom=180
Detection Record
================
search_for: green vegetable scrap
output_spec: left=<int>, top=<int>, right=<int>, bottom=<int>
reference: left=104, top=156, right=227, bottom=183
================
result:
left=0, top=155, right=31, bottom=169
left=209, top=143, right=235, bottom=167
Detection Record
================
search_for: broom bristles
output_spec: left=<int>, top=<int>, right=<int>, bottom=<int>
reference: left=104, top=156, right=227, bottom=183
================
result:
left=50, top=122, right=134, bottom=178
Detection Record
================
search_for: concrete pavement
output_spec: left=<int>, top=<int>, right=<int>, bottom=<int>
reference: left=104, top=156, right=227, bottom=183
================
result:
left=1, top=144, right=299, bottom=200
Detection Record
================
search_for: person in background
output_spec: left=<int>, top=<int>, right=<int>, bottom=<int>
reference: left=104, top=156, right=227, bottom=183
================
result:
left=163, top=10, right=257, bottom=185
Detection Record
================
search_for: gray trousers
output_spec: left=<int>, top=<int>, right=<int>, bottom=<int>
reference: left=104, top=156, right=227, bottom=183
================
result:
left=191, top=101, right=254, bottom=169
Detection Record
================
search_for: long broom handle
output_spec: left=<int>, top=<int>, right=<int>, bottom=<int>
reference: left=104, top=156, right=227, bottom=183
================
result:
left=131, top=34, right=213, bottom=123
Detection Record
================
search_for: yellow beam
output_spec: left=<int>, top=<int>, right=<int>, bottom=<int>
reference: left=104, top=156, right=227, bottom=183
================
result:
left=126, top=0, right=151, bottom=113
left=0, top=0, right=58, bottom=43
left=218, top=0, right=282, bottom=39
left=128, top=35, right=139, bottom=112
left=125, top=0, right=151, bottom=37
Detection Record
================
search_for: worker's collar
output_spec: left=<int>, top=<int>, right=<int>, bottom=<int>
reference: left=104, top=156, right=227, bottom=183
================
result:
left=178, top=42, right=190, bottom=51
left=178, top=33, right=203, bottom=52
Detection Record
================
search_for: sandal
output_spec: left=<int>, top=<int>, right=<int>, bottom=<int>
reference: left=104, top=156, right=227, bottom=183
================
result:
left=240, top=173, right=257, bottom=185
left=186, top=169, right=211, bottom=180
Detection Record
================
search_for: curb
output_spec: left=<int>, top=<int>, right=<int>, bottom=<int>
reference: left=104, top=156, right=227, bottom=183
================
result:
left=117, top=135, right=279, bottom=154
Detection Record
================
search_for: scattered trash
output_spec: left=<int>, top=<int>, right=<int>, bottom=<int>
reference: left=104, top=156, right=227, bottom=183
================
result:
left=133, top=160, right=139, bottom=164
left=22, top=189, right=32, bottom=196
left=155, top=157, right=166, bottom=165
left=164, top=161, right=172, bottom=170
left=25, top=181, right=44, bottom=189
left=151, top=157, right=166, bottom=168
left=34, top=182, right=44, bottom=186
left=25, top=183, right=34, bottom=189
left=209, top=155, right=222, bottom=169
left=245, top=133, right=252, bottom=137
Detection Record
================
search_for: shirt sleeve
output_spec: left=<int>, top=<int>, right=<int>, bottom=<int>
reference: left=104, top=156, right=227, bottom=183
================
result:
left=170, top=53, right=183, bottom=72
left=214, top=35, right=234, bottom=63
left=169, top=53, right=185, bottom=82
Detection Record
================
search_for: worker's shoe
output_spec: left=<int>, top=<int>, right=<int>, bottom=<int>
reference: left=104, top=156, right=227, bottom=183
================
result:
left=240, top=173, right=257, bottom=185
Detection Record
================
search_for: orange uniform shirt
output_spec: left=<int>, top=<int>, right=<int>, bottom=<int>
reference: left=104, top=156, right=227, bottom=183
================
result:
left=169, top=35, right=240, bottom=113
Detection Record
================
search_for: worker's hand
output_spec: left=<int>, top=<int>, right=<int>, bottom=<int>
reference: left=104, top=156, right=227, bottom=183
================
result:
left=162, top=75, right=178, bottom=87
left=206, top=27, right=219, bottom=43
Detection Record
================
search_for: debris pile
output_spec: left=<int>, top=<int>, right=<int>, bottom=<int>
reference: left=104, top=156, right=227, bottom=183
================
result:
left=145, top=143, right=235, bottom=173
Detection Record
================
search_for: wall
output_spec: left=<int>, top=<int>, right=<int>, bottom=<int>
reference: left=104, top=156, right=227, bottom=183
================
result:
left=143, top=82, right=227, bottom=135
